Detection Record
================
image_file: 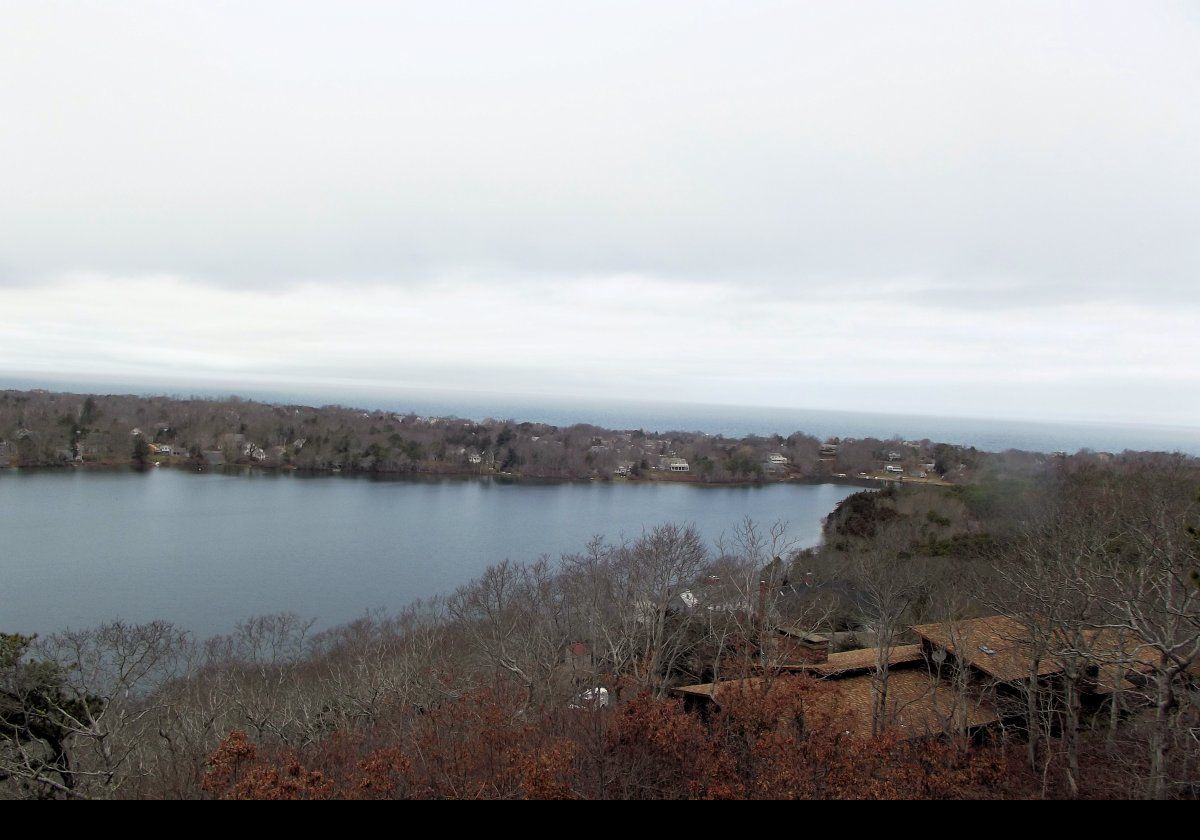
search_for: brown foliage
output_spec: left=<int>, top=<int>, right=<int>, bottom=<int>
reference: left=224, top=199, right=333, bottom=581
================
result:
left=202, top=678, right=1024, bottom=800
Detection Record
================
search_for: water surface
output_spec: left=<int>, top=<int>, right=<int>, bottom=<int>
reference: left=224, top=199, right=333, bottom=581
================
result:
left=0, top=469, right=859, bottom=636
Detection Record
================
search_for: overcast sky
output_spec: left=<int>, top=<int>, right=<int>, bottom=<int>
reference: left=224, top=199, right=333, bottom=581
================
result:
left=1, top=2, right=1197, bottom=426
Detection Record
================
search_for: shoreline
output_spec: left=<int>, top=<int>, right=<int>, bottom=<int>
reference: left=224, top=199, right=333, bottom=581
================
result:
left=0, top=458, right=888, bottom=490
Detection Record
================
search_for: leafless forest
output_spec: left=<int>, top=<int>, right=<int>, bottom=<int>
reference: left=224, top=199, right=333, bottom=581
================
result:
left=2, top=389, right=1038, bottom=483
left=2, top=444, right=1197, bottom=799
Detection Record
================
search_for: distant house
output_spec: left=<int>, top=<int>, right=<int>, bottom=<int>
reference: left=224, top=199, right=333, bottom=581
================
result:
left=614, top=461, right=634, bottom=476
left=467, top=452, right=482, bottom=465
left=885, top=465, right=904, bottom=474
left=667, top=458, right=690, bottom=473
left=762, top=453, right=789, bottom=474
left=819, top=443, right=838, bottom=457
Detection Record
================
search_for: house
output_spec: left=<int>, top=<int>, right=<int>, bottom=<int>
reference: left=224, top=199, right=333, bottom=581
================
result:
left=763, top=453, right=789, bottom=474
left=614, top=461, right=635, bottom=476
left=819, top=443, right=838, bottom=457
left=467, top=452, right=482, bottom=465
left=667, top=458, right=690, bottom=472
left=885, top=465, right=904, bottom=474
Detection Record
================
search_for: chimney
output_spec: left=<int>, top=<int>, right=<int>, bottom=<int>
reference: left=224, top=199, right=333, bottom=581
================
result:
left=795, top=632, right=830, bottom=664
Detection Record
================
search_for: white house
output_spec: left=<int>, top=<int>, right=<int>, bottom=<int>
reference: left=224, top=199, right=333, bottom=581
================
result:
left=668, top=458, right=690, bottom=472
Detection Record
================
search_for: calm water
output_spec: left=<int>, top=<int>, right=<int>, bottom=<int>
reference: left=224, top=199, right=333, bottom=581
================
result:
left=0, top=469, right=859, bottom=637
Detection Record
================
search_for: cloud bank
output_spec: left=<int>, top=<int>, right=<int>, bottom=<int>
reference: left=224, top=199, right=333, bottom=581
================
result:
left=1, top=2, right=1197, bottom=425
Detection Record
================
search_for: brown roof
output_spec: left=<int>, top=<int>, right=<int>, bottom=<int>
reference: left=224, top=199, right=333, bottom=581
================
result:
left=826, top=669, right=1000, bottom=739
left=673, top=670, right=999, bottom=740
left=914, top=617, right=1161, bottom=689
left=913, top=616, right=1063, bottom=683
left=779, top=644, right=924, bottom=678
left=1083, top=629, right=1161, bottom=694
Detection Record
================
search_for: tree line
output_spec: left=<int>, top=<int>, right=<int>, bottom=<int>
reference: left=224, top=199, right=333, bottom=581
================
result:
left=1, top=388, right=1069, bottom=483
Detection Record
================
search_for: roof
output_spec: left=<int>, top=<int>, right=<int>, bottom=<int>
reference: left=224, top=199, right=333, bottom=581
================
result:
left=779, top=644, right=924, bottom=678
left=1083, top=628, right=1161, bottom=694
left=828, top=670, right=1000, bottom=739
left=913, top=616, right=1062, bottom=683
left=673, top=670, right=999, bottom=740
left=913, top=617, right=1160, bottom=689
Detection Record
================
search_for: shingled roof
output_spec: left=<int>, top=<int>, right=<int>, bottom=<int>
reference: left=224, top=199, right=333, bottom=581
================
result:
left=673, top=670, right=999, bottom=740
left=779, top=644, right=925, bottom=677
left=913, top=617, right=1161, bottom=689
left=912, top=616, right=1062, bottom=683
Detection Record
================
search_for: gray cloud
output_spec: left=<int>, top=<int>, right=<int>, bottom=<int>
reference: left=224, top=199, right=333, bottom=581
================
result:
left=0, top=2, right=1197, bottom=423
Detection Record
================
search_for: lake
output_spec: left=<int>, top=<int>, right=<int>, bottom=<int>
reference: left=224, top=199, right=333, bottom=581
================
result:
left=0, top=468, right=860, bottom=637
